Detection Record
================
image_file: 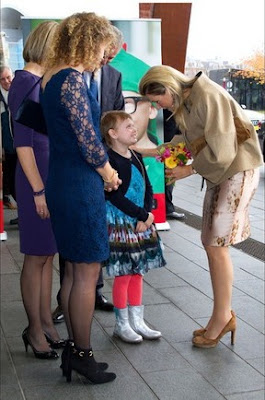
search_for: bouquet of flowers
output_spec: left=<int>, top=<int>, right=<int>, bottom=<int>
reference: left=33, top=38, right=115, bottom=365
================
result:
left=156, top=142, right=192, bottom=169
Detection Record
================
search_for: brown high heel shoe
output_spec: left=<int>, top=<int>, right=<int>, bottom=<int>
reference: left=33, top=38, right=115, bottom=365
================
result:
left=193, top=328, right=206, bottom=337
left=192, top=311, right=236, bottom=348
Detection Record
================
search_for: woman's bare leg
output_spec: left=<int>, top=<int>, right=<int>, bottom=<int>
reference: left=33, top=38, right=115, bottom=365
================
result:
left=203, top=245, right=234, bottom=339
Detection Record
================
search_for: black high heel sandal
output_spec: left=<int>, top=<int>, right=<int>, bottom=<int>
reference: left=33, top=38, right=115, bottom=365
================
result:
left=44, top=332, right=66, bottom=349
left=65, top=345, right=116, bottom=384
left=22, top=328, right=59, bottom=360
left=61, top=341, right=109, bottom=377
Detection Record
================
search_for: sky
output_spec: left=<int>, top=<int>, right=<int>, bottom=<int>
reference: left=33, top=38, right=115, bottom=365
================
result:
left=2, top=0, right=265, bottom=62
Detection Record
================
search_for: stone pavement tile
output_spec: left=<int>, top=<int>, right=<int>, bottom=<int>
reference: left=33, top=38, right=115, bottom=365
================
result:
left=159, top=285, right=213, bottom=319
left=226, top=390, right=265, bottom=400
left=140, top=303, right=198, bottom=343
left=233, top=278, right=264, bottom=303
left=0, top=385, right=24, bottom=400
left=172, top=341, right=240, bottom=369
left=177, top=269, right=244, bottom=299
left=1, top=246, right=20, bottom=274
left=232, top=295, right=264, bottom=333
left=1, top=301, right=27, bottom=338
left=89, top=320, right=117, bottom=351
left=79, top=350, right=158, bottom=400
left=3, top=243, right=24, bottom=267
left=160, top=232, right=207, bottom=266
left=229, top=319, right=264, bottom=360
left=176, top=269, right=213, bottom=298
left=192, top=359, right=264, bottom=396
left=1, top=273, right=22, bottom=303
left=142, top=368, right=225, bottom=400
left=233, top=266, right=264, bottom=283
left=142, top=284, right=171, bottom=306
left=110, top=337, right=192, bottom=373
left=1, top=334, right=18, bottom=386
left=22, top=384, right=95, bottom=400
left=93, top=309, right=116, bottom=329
left=246, top=357, right=264, bottom=376
left=162, top=251, right=203, bottom=274
left=240, top=262, right=264, bottom=280
left=143, top=266, right=189, bottom=289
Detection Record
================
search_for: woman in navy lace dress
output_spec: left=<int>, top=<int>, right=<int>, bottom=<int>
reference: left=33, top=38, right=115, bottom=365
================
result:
left=40, top=13, right=120, bottom=384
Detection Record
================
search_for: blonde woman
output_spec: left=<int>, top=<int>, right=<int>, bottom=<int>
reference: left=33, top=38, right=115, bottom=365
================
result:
left=8, top=21, right=63, bottom=359
left=40, top=12, right=120, bottom=384
left=138, top=65, right=263, bottom=348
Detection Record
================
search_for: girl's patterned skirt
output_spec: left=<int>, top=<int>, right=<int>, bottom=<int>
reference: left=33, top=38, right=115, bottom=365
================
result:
left=104, top=164, right=166, bottom=276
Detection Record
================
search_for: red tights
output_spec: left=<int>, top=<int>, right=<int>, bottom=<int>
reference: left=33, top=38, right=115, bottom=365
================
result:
left=112, top=274, right=143, bottom=309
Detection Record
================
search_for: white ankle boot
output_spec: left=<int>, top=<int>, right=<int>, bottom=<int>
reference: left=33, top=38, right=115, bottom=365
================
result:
left=128, top=305, right=162, bottom=340
left=113, top=307, right=143, bottom=343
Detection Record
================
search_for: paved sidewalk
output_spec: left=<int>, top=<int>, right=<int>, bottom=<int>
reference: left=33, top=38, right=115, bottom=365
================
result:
left=1, top=167, right=264, bottom=400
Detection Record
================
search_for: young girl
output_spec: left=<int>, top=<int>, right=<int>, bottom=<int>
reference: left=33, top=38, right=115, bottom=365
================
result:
left=101, top=111, right=166, bottom=343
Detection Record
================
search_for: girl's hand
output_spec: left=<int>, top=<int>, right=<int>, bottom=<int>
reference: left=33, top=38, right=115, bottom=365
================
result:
left=34, top=194, right=50, bottom=219
left=165, top=165, right=193, bottom=184
left=136, top=221, right=148, bottom=233
left=145, top=212, right=154, bottom=228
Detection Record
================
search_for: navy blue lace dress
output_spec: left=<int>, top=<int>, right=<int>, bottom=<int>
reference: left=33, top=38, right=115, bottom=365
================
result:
left=40, top=68, right=109, bottom=263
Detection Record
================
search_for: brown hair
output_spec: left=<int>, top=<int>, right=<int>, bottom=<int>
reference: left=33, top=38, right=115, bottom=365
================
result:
left=139, top=65, right=199, bottom=131
left=101, top=110, right=132, bottom=147
left=23, top=21, right=58, bottom=65
left=45, top=12, right=114, bottom=71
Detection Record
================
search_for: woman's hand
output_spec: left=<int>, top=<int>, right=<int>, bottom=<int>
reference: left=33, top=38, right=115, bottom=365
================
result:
left=34, top=194, right=50, bottom=219
left=104, top=171, right=122, bottom=192
left=165, top=164, right=193, bottom=185
left=97, top=162, right=122, bottom=192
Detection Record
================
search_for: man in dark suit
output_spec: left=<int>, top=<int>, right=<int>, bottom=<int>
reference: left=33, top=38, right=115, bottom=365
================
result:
left=52, top=30, right=125, bottom=322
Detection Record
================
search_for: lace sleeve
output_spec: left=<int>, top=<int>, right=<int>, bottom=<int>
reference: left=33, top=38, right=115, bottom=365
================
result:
left=60, top=70, right=108, bottom=168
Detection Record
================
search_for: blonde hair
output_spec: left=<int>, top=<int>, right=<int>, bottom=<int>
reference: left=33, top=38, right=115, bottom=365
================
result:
left=23, top=21, right=58, bottom=65
left=45, top=12, right=114, bottom=71
left=101, top=111, right=132, bottom=148
left=139, top=65, right=198, bottom=131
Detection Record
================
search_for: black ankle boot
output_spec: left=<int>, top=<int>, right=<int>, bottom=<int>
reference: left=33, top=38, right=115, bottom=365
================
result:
left=65, top=346, right=116, bottom=384
left=61, top=341, right=109, bottom=376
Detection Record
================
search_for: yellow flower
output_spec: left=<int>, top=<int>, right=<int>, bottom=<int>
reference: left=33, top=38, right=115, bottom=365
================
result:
left=165, top=157, right=178, bottom=169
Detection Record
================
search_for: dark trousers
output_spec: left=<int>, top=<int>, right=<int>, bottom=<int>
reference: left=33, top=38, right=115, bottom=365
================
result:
left=3, top=153, right=17, bottom=201
left=165, top=183, right=175, bottom=214
left=56, top=254, right=104, bottom=306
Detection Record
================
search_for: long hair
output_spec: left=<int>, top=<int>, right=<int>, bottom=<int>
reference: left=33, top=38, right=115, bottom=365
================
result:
left=139, top=65, right=198, bottom=131
left=45, top=12, right=114, bottom=71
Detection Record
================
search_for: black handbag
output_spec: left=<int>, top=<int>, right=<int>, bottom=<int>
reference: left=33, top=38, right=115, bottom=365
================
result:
left=15, top=77, right=47, bottom=135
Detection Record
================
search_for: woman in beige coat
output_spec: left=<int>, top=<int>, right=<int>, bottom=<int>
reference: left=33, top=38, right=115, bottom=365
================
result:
left=137, top=66, right=263, bottom=348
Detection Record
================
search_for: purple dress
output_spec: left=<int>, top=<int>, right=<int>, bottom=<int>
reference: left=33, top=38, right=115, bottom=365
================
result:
left=8, top=70, right=57, bottom=255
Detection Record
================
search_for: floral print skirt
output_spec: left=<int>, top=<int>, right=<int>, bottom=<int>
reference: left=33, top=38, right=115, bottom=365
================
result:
left=201, top=168, right=260, bottom=246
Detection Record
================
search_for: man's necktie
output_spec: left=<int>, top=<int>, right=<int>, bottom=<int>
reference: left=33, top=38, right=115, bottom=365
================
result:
left=90, top=72, right=98, bottom=101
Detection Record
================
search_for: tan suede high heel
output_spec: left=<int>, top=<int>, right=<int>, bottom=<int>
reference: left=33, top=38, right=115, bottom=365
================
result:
left=193, top=328, right=206, bottom=337
left=192, top=311, right=236, bottom=348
